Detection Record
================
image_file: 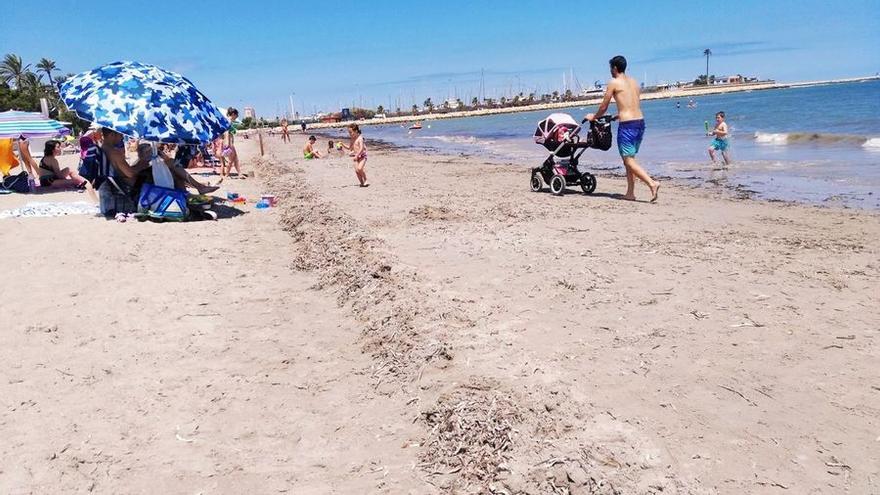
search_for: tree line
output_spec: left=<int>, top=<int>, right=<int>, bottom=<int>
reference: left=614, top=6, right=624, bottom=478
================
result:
left=0, top=53, right=89, bottom=134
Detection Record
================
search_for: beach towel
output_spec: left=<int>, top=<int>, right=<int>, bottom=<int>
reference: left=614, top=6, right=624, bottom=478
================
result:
left=0, top=201, right=99, bottom=219
left=0, top=138, right=17, bottom=175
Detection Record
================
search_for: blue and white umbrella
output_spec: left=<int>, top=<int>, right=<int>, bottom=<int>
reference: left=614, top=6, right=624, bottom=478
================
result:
left=59, top=61, right=230, bottom=144
left=0, top=110, right=70, bottom=139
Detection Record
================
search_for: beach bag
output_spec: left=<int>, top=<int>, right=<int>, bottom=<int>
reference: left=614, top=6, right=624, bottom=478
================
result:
left=98, top=177, right=138, bottom=216
left=138, top=183, right=188, bottom=221
left=78, top=148, right=100, bottom=182
left=2, top=171, right=31, bottom=193
left=587, top=120, right=613, bottom=151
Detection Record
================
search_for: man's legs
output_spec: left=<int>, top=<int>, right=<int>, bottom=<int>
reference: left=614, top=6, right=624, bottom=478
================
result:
left=622, top=156, right=659, bottom=202
left=708, top=146, right=717, bottom=164
left=623, top=161, right=635, bottom=200
left=721, top=150, right=731, bottom=166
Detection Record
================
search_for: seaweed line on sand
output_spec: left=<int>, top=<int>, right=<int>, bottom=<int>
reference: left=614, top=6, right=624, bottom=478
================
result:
left=256, top=157, right=694, bottom=494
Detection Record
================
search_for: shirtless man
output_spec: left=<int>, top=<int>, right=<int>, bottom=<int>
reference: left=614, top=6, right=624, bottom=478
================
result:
left=585, top=55, right=660, bottom=202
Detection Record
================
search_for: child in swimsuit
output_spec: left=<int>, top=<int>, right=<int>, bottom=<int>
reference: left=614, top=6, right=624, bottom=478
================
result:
left=303, top=135, right=322, bottom=159
left=707, top=111, right=731, bottom=166
left=340, top=124, right=368, bottom=187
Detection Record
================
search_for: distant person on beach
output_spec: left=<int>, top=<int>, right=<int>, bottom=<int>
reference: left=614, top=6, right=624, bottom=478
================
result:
left=328, top=140, right=335, bottom=155
left=79, top=125, right=102, bottom=161
left=221, top=108, right=242, bottom=180
left=585, top=55, right=659, bottom=202
left=707, top=111, right=731, bottom=166
left=303, top=135, right=322, bottom=159
left=339, top=123, right=368, bottom=187
left=280, top=119, right=290, bottom=143
left=301, top=122, right=307, bottom=132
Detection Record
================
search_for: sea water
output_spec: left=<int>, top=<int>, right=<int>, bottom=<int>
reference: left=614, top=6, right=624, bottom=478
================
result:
left=364, top=80, right=880, bottom=208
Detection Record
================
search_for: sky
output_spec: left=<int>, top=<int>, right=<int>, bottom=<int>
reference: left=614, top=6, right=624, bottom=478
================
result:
left=2, top=0, right=878, bottom=118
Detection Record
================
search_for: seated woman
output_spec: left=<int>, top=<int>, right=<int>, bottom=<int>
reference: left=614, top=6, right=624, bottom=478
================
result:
left=38, top=140, right=90, bottom=189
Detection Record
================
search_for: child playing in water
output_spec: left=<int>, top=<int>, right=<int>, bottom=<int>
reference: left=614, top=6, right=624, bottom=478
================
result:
left=339, top=124, right=368, bottom=187
left=303, top=135, right=322, bottom=159
left=708, top=111, right=731, bottom=166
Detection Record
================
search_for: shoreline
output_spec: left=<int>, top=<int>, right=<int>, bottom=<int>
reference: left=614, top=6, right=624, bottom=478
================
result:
left=299, top=75, right=880, bottom=129
left=301, top=131, right=880, bottom=211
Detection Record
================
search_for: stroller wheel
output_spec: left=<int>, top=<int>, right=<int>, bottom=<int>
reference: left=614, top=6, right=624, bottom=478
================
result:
left=550, top=174, right=566, bottom=195
left=530, top=173, right=543, bottom=192
left=580, top=172, right=597, bottom=194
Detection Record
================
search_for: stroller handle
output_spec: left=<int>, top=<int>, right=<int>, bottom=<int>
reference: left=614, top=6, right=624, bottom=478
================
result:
left=581, top=115, right=618, bottom=124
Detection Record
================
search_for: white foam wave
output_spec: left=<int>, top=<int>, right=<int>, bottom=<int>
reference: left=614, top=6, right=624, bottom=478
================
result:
left=754, top=132, right=789, bottom=144
left=417, top=134, right=495, bottom=146
left=863, top=137, right=880, bottom=149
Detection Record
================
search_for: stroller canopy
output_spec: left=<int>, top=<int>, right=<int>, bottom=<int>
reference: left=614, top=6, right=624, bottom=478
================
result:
left=534, top=113, right=579, bottom=144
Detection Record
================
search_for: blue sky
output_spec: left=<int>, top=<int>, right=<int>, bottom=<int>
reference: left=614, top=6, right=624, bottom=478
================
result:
left=2, top=0, right=878, bottom=117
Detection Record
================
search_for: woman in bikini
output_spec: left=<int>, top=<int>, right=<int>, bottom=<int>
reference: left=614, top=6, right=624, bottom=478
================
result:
left=38, top=140, right=90, bottom=189
left=339, top=124, right=368, bottom=186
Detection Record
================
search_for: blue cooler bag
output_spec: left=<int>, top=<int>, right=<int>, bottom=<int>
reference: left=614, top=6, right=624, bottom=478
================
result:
left=138, top=183, right=188, bottom=221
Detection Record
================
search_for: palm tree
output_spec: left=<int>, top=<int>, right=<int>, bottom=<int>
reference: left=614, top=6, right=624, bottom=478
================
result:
left=36, top=58, right=58, bottom=86
left=471, top=96, right=479, bottom=108
left=703, top=49, right=712, bottom=86
left=376, top=104, right=384, bottom=115
left=21, top=72, right=43, bottom=92
left=411, top=104, right=418, bottom=115
left=0, top=53, right=31, bottom=89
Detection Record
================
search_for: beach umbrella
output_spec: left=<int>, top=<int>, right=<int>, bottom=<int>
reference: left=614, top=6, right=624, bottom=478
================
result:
left=0, top=110, right=71, bottom=139
left=59, top=61, right=230, bottom=144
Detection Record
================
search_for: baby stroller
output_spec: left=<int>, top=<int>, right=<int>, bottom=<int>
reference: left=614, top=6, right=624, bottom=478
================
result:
left=531, top=113, right=614, bottom=195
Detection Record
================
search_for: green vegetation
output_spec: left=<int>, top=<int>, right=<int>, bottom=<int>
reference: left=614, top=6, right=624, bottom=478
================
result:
left=0, top=53, right=87, bottom=134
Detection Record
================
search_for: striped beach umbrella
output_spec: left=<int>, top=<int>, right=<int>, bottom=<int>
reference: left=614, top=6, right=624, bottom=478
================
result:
left=0, top=110, right=71, bottom=139
left=59, top=61, right=230, bottom=144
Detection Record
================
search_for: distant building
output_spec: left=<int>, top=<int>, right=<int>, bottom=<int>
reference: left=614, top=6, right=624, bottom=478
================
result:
left=244, top=107, right=256, bottom=120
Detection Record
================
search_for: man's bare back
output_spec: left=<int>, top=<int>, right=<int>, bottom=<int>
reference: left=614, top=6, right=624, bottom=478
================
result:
left=608, top=74, right=643, bottom=122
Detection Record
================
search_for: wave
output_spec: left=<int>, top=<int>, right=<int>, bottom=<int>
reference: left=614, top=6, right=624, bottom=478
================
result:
left=754, top=131, right=875, bottom=147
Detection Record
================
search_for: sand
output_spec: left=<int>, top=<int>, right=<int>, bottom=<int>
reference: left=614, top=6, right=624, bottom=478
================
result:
left=1, top=134, right=878, bottom=494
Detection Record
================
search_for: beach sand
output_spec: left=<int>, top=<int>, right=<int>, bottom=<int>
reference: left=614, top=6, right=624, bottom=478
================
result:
left=2, top=135, right=878, bottom=494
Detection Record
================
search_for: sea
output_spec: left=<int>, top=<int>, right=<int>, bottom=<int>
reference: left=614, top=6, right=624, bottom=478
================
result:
left=356, top=79, right=880, bottom=209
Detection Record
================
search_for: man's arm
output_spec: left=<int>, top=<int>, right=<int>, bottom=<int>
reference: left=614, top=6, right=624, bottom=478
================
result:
left=586, top=83, right=615, bottom=121
left=103, top=145, right=141, bottom=179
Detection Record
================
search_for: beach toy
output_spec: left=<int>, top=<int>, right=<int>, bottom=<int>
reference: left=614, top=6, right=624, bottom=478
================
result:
left=704, top=121, right=710, bottom=133
left=335, top=142, right=343, bottom=150
left=227, top=192, right=239, bottom=200
left=255, top=200, right=269, bottom=209
left=261, top=194, right=277, bottom=206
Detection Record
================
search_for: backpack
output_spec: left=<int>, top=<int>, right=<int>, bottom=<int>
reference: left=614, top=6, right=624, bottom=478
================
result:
left=1, top=171, right=32, bottom=193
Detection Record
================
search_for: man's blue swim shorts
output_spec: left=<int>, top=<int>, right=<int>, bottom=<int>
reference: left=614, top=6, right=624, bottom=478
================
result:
left=617, top=119, right=645, bottom=158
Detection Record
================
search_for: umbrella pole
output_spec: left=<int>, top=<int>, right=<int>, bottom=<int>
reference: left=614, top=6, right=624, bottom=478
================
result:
left=258, top=131, right=264, bottom=157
